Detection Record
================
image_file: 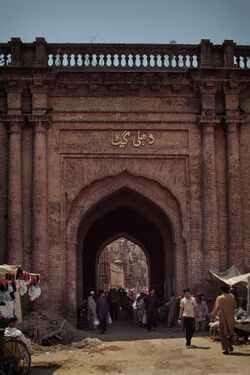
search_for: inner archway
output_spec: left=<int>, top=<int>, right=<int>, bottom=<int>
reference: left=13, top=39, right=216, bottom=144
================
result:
left=77, top=188, right=175, bottom=312
left=97, top=237, right=149, bottom=294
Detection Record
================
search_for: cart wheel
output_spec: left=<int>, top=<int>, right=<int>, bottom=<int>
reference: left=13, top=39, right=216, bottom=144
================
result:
left=1, top=338, right=31, bottom=375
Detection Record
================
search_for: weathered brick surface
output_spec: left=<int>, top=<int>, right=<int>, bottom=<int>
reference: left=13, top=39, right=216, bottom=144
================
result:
left=215, top=126, right=228, bottom=270
left=7, top=119, right=23, bottom=265
left=226, top=121, right=244, bottom=271
left=0, top=121, right=8, bottom=263
left=200, top=119, right=220, bottom=270
left=240, top=121, right=250, bottom=271
left=22, top=125, right=33, bottom=270
left=0, top=40, right=249, bottom=321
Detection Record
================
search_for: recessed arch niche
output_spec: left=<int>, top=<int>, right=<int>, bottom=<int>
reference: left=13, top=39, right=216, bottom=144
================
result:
left=65, top=172, right=187, bottom=322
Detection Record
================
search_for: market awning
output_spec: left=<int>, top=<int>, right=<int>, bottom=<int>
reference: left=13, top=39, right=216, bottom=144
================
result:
left=224, top=273, right=250, bottom=286
left=209, top=265, right=240, bottom=283
left=209, top=266, right=250, bottom=286
left=209, top=267, right=250, bottom=314
left=0, top=264, right=21, bottom=277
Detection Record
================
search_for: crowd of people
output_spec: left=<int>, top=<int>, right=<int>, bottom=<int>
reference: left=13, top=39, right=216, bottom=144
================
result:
left=137, top=288, right=209, bottom=332
left=81, top=288, right=136, bottom=333
left=80, top=287, right=210, bottom=334
left=0, top=278, right=240, bottom=356
left=81, top=285, right=239, bottom=354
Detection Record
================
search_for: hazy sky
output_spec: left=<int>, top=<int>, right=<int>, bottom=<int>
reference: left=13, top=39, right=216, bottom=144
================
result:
left=0, top=0, right=249, bottom=44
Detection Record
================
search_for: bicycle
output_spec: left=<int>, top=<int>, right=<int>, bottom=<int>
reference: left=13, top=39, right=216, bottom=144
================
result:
left=0, top=334, right=31, bottom=375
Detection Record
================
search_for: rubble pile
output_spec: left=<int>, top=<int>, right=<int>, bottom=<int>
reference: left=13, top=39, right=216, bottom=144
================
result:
left=19, top=310, right=84, bottom=344
left=31, top=337, right=102, bottom=354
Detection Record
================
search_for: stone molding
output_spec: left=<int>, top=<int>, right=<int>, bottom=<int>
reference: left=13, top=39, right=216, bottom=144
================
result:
left=2, top=115, right=25, bottom=134
left=27, top=115, right=51, bottom=133
left=224, top=116, right=245, bottom=133
left=198, top=116, right=222, bottom=133
left=8, top=122, right=23, bottom=135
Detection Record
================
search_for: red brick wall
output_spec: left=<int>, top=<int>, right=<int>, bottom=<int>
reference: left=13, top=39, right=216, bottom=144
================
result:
left=240, top=96, right=250, bottom=271
left=0, top=120, right=8, bottom=263
left=0, top=65, right=249, bottom=318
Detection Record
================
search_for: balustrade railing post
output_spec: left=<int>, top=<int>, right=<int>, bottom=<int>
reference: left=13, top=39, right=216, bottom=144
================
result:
left=2, top=40, right=249, bottom=71
left=35, top=38, right=48, bottom=66
left=10, top=38, right=22, bottom=66
left=200, top=39, right=212, bottom=68
left=223, top=40, right=235, bottom=68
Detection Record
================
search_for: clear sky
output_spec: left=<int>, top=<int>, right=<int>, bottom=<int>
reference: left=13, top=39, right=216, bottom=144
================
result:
left=0, top=0, right=249, bottom=45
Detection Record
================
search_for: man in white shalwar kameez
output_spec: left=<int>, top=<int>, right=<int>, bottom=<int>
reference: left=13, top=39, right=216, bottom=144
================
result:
left=87, top=291, right=98, bottom=330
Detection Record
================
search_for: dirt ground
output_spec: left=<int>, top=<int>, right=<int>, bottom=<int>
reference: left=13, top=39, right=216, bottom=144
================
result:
left=31, top=321, right=250, bottom=375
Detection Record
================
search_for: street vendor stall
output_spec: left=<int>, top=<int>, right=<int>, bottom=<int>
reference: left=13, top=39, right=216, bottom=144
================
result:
left=0, top=264, right=41, bottom=323
left=209, top=267, right=250, bottom=342
left=209, top=267, right=250, bottom=313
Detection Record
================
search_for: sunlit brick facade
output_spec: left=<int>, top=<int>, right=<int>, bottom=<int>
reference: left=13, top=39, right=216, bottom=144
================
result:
left=0, top=38, right=249, bottom=322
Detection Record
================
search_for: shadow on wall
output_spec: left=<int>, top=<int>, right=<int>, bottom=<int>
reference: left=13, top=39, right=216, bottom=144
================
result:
left=31, top=365, right=60, bottom=375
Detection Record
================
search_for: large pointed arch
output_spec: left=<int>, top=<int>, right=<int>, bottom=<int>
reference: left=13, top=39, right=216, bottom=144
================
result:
left=65, top=172, right=187, bottom=322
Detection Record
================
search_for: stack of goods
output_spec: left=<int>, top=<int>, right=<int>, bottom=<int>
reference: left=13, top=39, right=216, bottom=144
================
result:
left=234, top=308, right=250, bottom=323
left=0, top=265, right=41, bottom=322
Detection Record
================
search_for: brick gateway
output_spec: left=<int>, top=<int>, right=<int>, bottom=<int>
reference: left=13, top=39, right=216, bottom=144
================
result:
left=0, top=39, right=250, bottom=324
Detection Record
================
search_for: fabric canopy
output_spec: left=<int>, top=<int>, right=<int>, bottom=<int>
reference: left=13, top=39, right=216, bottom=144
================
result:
left=210, top=271, right=250, bottom=286
left=209, top=266, right=250, bottom=314
left=0, top=265, right=40, bottom=279
left=209, top=265, right=240, bottom=283
left=224, top=273, right=250, bottom=286
left=208, top=266, right=250, bottom=285
left=0, top=264, right=21, bottom=277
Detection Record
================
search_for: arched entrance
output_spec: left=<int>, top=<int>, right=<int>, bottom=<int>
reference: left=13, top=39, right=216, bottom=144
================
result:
left=80, top=196, right=170, bottom=301
left=65, top=172, right=187, bottom=323
left=97, top=237, right=149, bottom=293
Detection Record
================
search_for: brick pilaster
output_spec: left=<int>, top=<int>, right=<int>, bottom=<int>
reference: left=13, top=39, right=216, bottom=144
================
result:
left=225, top=118, right=244, bottom=271
left=29, top=115, right=51, bottom=301
left=6, top=116, right=24, bottom=264
left=200, top=116, right=221, bottom=270
left=0, top=117, right=8, bottom=263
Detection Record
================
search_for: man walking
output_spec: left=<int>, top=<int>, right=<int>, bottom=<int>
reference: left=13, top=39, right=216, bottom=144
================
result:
left=145, top=288, right=158, bottom=331
left=178, top=289, right=197, bottom=348
left=96, top=290, right=109, bottom=334
left=212, top=285, right=237, bottom=354
left=87, top=290, right=97, bottom=330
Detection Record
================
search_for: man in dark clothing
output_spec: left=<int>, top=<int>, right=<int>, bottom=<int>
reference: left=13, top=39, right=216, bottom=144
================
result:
left=145, top=288, right=158, bottom=331
left=109, top=289, right=119, bottom=320
left=0, top=315, right=9, bottom=329
left=96, top=290, right=109, bottom=334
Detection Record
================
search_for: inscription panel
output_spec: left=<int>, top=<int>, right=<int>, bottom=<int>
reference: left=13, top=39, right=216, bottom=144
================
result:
left=60, top=129, right=188, bottom=154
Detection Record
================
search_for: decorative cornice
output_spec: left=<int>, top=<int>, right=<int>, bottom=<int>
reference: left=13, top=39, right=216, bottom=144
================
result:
left=198, top=115, right=222, bottom=131
left=223, top=81, right=240, bottom=95
left=1, top=115, right=26, bottom=134
left=27, top=114, right=52, bottom=133
left=224, top=115, right=245, bottom=133
left=5, top=81, right=21, bottom=92
left=198, top=81, right=221, bottom=95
